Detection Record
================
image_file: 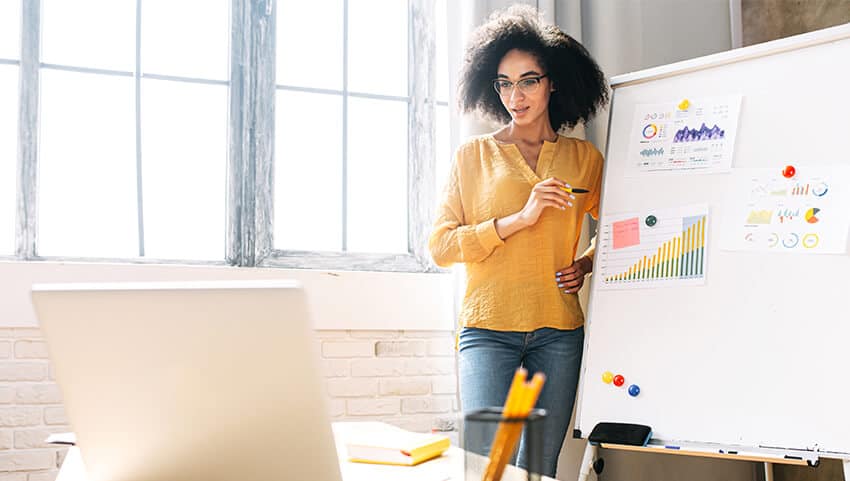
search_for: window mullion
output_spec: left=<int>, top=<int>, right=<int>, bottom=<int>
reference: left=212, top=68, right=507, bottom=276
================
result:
left=341, top=0, right=349, bottom=252
left=226, top=0, right=245, bottom=266
left=227, top=0, right=275, bottom=267
left=134, top=0, right=144, bottom=257
left=409, top=0, right=437, bottom=271
left=16, top=0, right=39, bottom=259
left=252, top=0, right=276, bottom=267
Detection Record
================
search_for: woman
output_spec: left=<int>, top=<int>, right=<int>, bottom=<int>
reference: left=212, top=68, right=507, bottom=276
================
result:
left=428, top=5, right=608, bottom=477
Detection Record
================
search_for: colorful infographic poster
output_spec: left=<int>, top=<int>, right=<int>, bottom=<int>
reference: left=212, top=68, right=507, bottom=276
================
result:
left=722, top=167, right=850, bottom=254
left=627, top=96, right=742, bottom=175
left=597, top=204, right=710, bottom=290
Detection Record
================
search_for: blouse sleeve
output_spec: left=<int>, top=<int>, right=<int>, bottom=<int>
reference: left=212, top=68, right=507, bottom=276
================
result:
left=428, top=150, right=504, bottom=267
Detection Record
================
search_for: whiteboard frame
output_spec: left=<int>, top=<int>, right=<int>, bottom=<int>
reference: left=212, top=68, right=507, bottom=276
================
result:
left=611, top=22, right=850, bottom=89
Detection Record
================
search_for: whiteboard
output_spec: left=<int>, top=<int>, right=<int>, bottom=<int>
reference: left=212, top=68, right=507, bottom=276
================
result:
left=575, top=23, right=850, bottom=457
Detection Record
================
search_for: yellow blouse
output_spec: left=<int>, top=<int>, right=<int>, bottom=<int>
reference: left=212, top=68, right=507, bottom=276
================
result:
left=429, top=134, right=603, bottom=331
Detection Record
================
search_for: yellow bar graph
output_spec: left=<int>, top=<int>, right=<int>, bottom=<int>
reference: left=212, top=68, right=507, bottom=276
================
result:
left=604, top=214, right=707, bottom=284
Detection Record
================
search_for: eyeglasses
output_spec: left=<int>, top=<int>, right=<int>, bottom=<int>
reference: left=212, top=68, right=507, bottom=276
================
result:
left=492, top=74, right=548, bottom=96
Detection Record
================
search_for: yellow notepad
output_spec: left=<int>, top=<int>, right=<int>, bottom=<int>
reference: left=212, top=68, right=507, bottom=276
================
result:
left=346, top=429, right=450, bottom=466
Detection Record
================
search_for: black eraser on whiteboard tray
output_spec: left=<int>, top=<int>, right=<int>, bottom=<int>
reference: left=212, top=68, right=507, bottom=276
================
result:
left=588, top=422, right=652, bottom=446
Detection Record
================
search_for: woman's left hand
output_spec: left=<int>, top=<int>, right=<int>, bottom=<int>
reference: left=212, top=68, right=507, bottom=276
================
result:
left=555, top=256, right=593, bottom=294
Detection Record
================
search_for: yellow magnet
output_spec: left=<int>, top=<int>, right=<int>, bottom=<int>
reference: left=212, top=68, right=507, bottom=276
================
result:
left=602, top=371, right=614, bottom=384
left=678, top=99, right=690, bottom=110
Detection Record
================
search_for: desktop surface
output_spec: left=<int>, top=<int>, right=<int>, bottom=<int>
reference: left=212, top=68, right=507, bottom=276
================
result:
left=54, top=422, right=555, bottom=481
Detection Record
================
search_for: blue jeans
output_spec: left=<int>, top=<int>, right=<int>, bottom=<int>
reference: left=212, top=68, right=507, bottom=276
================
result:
left=458, top=326, right=584, bottom=478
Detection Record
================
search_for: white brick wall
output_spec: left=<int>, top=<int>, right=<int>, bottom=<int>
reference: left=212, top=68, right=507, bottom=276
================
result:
left=0, top=329, right=69, bottom=481
left=0, top=328, right=459, bottom=481
left=319, top=330, right=460, bottom=435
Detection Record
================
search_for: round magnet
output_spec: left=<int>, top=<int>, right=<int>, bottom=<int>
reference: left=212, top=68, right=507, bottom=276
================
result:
left=613, top=374, right=625, bottom=387
left=782, top=165, right=796, bottom=178
left=645, top=215, right=657, bottom=227
left=628, top=384, right=641, bottom=397
left=602, top=371, right=614, bottom=384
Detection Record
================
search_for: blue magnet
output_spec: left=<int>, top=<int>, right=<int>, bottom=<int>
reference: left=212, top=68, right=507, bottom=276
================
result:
left=628, top=384, right=641, bottom=397
left=645, top=215, right=657, bottom=227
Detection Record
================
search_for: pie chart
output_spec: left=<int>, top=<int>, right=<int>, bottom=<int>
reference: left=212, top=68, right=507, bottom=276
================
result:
left=805, top=207, right=820, bottom=224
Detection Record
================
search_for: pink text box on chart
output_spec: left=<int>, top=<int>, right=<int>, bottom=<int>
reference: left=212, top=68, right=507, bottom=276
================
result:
left=612, top=217, right=640, bottom=250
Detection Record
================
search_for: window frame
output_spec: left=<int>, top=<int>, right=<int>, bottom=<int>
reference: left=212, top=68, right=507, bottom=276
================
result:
left=8, top=0, right=440, bottom=273
left=252, top=0, right=439, bottom=272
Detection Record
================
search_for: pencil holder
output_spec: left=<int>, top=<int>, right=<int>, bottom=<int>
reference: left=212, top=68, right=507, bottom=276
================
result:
left=462, top=407, right=547, bottom=481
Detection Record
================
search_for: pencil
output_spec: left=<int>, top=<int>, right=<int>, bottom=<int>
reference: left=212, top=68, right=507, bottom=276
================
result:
left=482, top=370, right=546, bottom=481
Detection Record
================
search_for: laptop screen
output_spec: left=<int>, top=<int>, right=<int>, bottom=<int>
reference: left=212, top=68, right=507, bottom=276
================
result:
left=32, top=280, right=342, bottom=481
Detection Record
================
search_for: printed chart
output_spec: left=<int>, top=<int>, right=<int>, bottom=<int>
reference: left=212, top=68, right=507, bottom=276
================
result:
left=627, top=96, right=742, bottom=175
left=722, top=167, right=850, bottom=254
left=597, top=204, right=709, bottom=290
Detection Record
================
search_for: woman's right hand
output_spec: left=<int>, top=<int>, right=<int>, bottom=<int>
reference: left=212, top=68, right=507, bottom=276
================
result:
left=518, top=177, right=575, bottom=227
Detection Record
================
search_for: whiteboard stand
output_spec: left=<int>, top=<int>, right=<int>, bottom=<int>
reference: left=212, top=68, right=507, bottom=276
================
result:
left=844, top=459, right=849, bottom=480
left=577, top=443, right=598, bottom=481
left=763, top=462, right=773, bottom=481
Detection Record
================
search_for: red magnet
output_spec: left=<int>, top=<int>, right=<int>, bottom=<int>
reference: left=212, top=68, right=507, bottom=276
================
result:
left=613, top=374, right=625, bottom=387
left=782, top=165, right=796, bottom=179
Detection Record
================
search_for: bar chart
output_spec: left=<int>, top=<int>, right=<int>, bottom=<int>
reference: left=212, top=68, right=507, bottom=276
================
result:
left=597, top=205, right=709, bottom=289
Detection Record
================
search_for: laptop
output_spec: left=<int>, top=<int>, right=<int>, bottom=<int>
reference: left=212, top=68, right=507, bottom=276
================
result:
left=31, top=280, right=343, bottom=481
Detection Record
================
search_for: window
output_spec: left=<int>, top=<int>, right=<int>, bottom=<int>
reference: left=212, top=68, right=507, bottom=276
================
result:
left=7, top=0, right=445, bottom=272
left=34, top=0, right=229, bottom=260
left=0, top=1, right=20, bottom=255
left=270, top=0, right=440, bottom=270
left=140, top=0, right=229, bottom=260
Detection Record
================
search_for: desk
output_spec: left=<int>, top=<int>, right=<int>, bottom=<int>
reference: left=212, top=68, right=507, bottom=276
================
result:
left=54, top=422, right=556, bottom=481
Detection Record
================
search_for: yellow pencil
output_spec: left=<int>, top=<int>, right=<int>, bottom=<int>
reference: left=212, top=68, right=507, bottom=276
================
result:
left=483, top=370, right=547, bottom=481
left=503, top=368, right=527, bottom=415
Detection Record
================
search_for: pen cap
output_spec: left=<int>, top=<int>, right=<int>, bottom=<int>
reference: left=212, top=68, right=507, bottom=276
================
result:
left=462, top=407, right=548, bottom=480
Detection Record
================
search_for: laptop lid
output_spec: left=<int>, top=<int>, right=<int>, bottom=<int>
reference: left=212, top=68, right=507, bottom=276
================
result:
left=31, top=280, right=342, bottom=481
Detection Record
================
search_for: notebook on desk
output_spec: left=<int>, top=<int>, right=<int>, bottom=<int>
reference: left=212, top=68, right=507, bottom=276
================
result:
left=31, top=280, right=343, bottom=481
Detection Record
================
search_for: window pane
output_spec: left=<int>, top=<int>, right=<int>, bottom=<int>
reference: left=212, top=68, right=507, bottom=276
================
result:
left=0, top=1, right=20, bottom=60
left=0, top=66, right=18, bottom=255
left=141, top=80, right=227, bottom=260
left=347, top=98, right=407, bottom=253
left=435, top=104, right=451, bottom=195
left=42, top=0, right=135, bottom=71
left=348, top=0, right=408, bottom=97
left=277, top=0, right=343, bottom=90
left=142, top=0, right=229, bottom=80
left=274, top=91, right=343, bottom=251
left=39, top=71, right=137, bottom=257
left=436, top=0, right=448, bottom=102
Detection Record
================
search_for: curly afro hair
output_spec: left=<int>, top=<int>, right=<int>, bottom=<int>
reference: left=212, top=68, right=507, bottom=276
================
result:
left=458, top=5, right=608, bottom=131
